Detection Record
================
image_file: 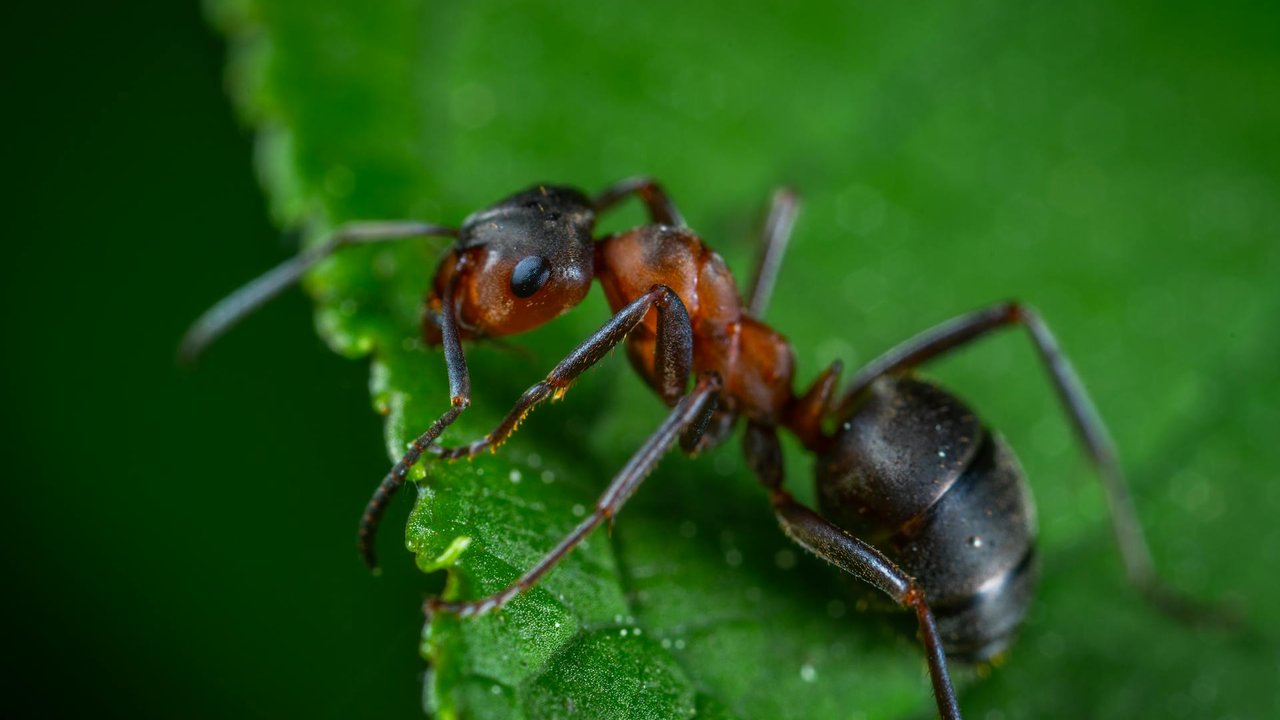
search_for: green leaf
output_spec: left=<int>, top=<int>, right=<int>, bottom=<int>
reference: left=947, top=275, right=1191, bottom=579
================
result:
left=210, top=1, right=1280, bottom=718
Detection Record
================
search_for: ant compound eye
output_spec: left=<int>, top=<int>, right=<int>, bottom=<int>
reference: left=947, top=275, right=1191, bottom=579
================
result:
left=510, top=255, right=551, bottom=298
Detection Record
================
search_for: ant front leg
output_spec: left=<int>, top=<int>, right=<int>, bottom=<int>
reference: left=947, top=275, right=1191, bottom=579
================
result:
left=427, top=372, right=721, bottom=617
left=360, top=284, right=696, bottom=568
left=834, top=301, right=1235, bottom=626
left=742, top=422, right=963, bottom=720
left=592, top=176, right=685, bottom=227
left=428, top=283, right=696, bottom=462
left=359, top=273, right=473, bottom=570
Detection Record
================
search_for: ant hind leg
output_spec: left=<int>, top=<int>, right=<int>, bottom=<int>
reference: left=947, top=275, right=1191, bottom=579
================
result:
left=833, top=300, right=1238, bottom=627
left=742, top=422, right=962, bottom=720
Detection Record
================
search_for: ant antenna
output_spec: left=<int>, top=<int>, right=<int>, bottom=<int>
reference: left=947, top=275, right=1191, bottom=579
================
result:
left=178, top=221, right=457, bottom=364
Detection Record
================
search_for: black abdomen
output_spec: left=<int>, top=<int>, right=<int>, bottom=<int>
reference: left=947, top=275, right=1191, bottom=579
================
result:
left=816, top=376, right=1038, bottom=661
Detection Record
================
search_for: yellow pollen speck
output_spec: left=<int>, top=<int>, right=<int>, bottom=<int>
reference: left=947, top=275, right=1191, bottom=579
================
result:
left=422, top=535, right=471, bottom=572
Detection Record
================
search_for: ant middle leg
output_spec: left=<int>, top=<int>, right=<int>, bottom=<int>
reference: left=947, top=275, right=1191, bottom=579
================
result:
left=426, top=373, right=721, bottom=617
left=360, top=284, right=696, bottom=568
left=833, top=300, right=1234, bottom=626
left=592, top=176, right=685, bottom=227
left=745, top=187, right=801, bottom=318
left=742, top=422, right=962, bottom=720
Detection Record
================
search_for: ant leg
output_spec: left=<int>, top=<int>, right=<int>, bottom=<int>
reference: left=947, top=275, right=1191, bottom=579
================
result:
left=426, top=373, right=721, bottom=617
left=743, top=422, right=962, bottom=720
left=745, top=187, right=801, bottom=318
left=359, top=274, right=472, bottom=571
left=834, top=301, right=1233, bottom=625
left=592, top=176, right=685, bottom=226
left=179, top=220, right=457, bottom=364
left=360, top=284, right=695, bottom=567
left=431, top=283, right=694, bottom=460
left=783, top=359, right=843, bottom=453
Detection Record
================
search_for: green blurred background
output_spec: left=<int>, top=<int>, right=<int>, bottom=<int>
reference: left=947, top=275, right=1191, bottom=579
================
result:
left=5, top=1, right=1278, bottom=718
left=6, top=2, right=424, bottom=717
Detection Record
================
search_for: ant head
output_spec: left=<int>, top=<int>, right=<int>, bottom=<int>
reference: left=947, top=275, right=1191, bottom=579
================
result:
left=427, top=185, right=596, bottom=341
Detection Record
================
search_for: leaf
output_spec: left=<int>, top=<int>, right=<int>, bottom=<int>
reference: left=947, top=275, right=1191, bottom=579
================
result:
left=210, top=1, right=1280, bottom=718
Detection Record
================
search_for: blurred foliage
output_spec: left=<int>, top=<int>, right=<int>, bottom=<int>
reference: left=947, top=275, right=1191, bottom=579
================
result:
left=204, top=0, right=1278, bottom=717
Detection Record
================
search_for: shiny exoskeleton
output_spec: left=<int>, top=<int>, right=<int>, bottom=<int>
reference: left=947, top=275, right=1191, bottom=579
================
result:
left=183, top=178, right=1225, bottom=720
left=820, top=376, right=1037, bottom=662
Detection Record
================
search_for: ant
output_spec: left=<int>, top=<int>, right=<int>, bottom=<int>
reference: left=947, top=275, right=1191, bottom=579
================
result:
left=183, top=178, right=1228, bottom=719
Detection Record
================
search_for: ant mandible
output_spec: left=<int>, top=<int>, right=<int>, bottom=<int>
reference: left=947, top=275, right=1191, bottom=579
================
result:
left=183, top=177, right=1223, bottom=720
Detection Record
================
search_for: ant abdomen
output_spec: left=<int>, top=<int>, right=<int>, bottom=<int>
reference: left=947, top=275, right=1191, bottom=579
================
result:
left=817, top=376, right=1038, bottom=661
